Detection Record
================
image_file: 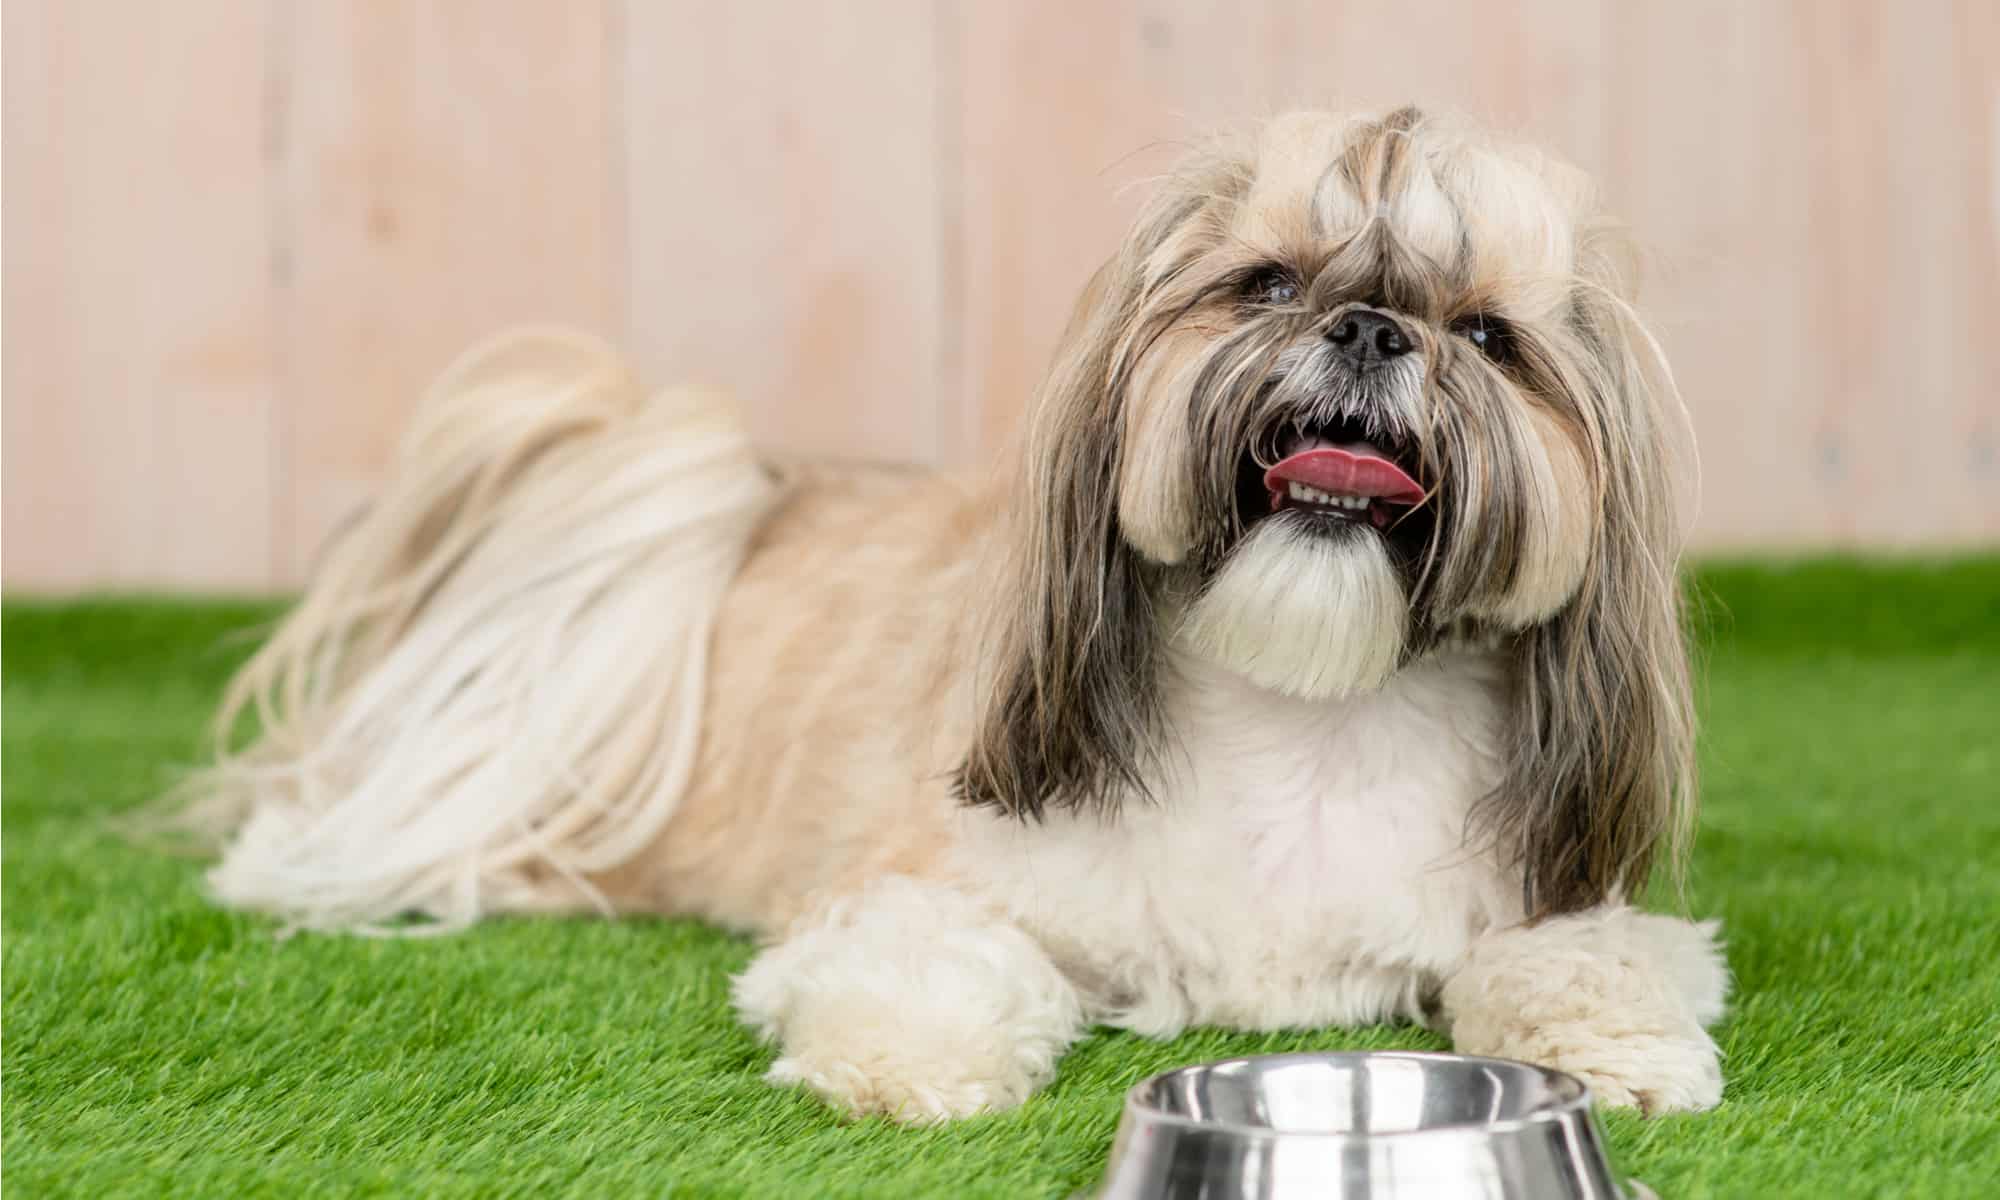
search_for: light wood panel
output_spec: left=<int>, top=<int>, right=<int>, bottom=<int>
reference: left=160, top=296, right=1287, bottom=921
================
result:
left=1807, top=0, right=1999, bottom=547
left=619, top=0, right=951, bottom=465
left=1611, top=0, right=2000, bottom=548
left=3, top=0, right=279, bottom=589
left=277, top=0, right=619, bottom=577
left=1954, top=0, right=2000, bottom=535
left=2, top=0, right=1994, bottom=592
left=954, top=0, right=1162, bottom=455
left=1601, top=0, right=1823, bottom=549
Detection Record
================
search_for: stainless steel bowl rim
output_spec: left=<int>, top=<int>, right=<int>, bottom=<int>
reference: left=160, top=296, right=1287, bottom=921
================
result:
left=1120, top=1051, right=1595, bottom=1141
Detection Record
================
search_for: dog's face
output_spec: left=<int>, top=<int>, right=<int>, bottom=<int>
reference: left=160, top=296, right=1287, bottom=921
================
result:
left=1110, top=109, right=1640, bottom=697
left=961, top=109, right=1693, bottom=918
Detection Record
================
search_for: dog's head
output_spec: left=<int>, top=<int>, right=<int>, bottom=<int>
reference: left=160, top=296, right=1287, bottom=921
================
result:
left=957, top=109, right=1695, bottom=917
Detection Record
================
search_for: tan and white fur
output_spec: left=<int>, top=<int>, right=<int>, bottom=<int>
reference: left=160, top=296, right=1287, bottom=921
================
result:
left=182, top=109, right=1729, bottom=1121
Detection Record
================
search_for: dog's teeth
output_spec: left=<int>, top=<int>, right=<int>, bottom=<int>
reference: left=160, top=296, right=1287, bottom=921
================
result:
left=1283, top=483, right=1381, bottom=512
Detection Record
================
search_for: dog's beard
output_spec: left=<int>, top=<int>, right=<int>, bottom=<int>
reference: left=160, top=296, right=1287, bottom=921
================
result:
left=1176, top=512, right=1408, bottom=699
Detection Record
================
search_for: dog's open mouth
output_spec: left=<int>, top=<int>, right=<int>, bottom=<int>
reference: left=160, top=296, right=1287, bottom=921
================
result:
left=1255, top=418, right=1426, bottom=530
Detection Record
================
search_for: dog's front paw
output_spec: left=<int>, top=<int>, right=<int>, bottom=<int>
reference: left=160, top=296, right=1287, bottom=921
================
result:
left=731, top=877, right=1084, bottom=1123
left=1443, top=906, right=1730, bottom=1116
left=764, top=1038, right=1039, bottom=1124
left=1527, top=1031, right=1723, bottom=1115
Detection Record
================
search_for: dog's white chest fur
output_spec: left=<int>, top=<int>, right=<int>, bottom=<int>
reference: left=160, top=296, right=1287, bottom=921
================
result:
left=958, top=648, right=1523, bottom=1035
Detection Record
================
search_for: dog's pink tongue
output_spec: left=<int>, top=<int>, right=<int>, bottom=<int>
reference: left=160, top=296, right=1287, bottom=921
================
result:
left=1265, top=445, right=1425, bottom=506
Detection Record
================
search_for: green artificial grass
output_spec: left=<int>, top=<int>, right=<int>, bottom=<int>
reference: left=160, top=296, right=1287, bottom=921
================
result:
left=5, top=560, right=1999, bottom=1197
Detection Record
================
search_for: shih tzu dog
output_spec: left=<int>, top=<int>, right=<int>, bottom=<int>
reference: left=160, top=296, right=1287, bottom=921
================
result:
left=186, top=108, right=1728, bottom=1121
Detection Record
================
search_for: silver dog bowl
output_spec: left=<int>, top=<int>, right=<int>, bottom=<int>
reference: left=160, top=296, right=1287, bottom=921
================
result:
left=1092, top=1052, right=1640, bottom=1200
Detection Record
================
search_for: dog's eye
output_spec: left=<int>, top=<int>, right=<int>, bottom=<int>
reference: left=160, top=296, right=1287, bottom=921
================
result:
left=1451, top=314, right=1518, bottom=364
left=1243, top=268, right=1300, bottom=306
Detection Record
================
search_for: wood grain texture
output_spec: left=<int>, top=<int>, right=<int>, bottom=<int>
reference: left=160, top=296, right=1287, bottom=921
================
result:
left=619, top=0, right=950, bottom=466
left=1825, top=0, right=2000, bottom=546
left=277, top=0, right=618, bottom=578
left=1954, top=0, right=2000, bottom=540
left=2, top=0, right=1993, bottom=591
left=3, top=0, right=279, bottom=589
left=1601, top=0, right=1824, bottom=549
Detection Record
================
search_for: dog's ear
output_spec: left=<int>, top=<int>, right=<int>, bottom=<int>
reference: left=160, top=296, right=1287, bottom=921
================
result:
left=953, top=145, right=1249, bottom=821
left=1496, top=232, right=1698, bottom=918
left=951, top=252, right=1167, bottom=821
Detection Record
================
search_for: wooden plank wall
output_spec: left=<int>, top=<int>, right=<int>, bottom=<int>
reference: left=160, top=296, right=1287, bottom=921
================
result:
left=5, top=0, right=1996, bottom=591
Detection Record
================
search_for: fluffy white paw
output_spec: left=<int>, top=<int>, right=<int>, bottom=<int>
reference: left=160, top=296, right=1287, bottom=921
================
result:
left=1443, top=905, right=1730, bottom=1116
left=1513, top=1029, right=1723, bottom=1115
left=732, top=877, right=1083, bottom=1123
left=764, top=1033, right=1041, bottom=1123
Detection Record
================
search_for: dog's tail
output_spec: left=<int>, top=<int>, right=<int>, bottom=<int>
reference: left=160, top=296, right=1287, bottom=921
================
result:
left=173, top=328, right=780, bottom=934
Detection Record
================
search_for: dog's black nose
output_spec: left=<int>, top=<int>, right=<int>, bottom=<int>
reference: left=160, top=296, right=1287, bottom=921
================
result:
left=1327, top=309, right=1411, bottom=367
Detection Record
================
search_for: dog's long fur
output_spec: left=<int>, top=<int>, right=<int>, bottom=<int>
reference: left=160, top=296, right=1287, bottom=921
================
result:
left=183, top=330, right=782, bottom=931
left=182, top=110, right=1728, bottom=1118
